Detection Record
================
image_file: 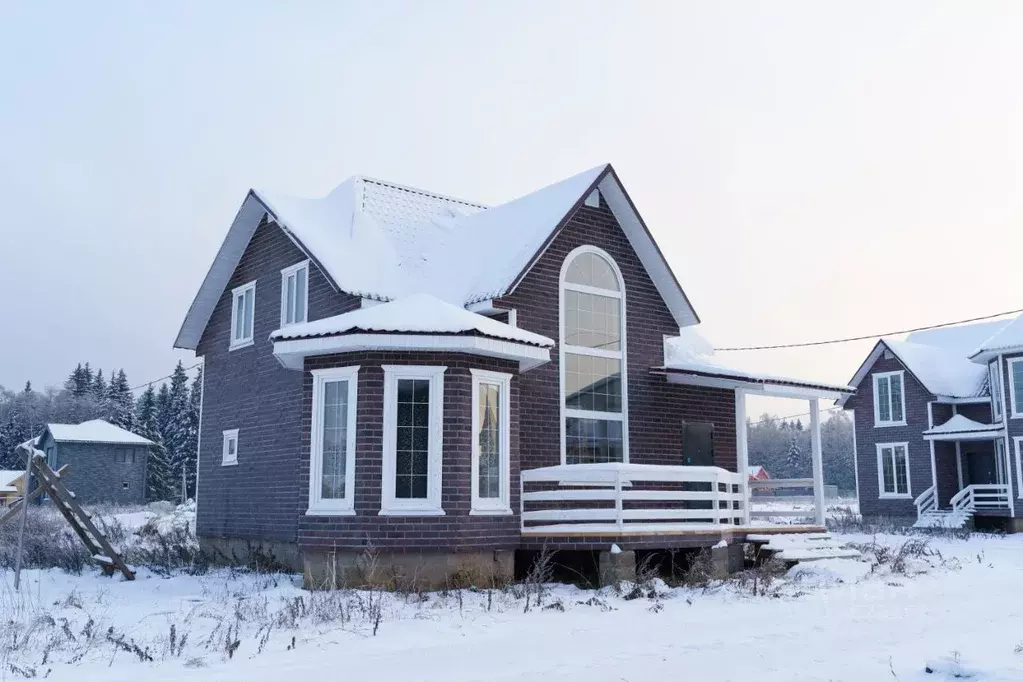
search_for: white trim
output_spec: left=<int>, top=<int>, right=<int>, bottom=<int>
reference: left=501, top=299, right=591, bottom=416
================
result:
left=559, top=245, right=629, bottom=465
left=872, top=371, right=907, bottom=427
left=469, top=369, right=512, bottom=515
left=927, top=402, right=937, bottom=496
left=229, top=280, right=256, bottom=350
left=279, top=260, right=309, bottom=328
left=307, top=366, right=360, bottom=516
left=380, top=365, right=446, bottom=515
left=273, top=334, right=549, bottom=372
left=850, top=408, right=860, bottom=500
left=221, top=429, right=239, bottom=467
left=998, top=354, right=1016, bottom=515
left=876, top=442, right=912, bottom=499
left=1006, top=357, right=1023, bottom=419
left=1014, top=436, right=1023, bottom=500
left=990, top=360, right=1005, bottom=421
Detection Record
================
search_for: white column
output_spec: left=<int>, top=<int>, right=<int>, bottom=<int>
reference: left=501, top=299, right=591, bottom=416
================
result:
left=734, top=389, right=750, bottom=524
left=809, top=398, right=826, bottom=527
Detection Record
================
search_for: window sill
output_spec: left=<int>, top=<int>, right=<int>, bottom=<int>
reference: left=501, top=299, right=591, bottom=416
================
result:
left=378, top=508, right=446, bottom=517
left=878, top=494, right=912, bottom=500
left=874, top=422, right=907, bottom=428
left=470, top=507, right=514, bottom=516
left=229, top=339, right=254, bottom=351
left=221, top=460, right=238, bottom=467
left=305, top=508, right=356, bottom=517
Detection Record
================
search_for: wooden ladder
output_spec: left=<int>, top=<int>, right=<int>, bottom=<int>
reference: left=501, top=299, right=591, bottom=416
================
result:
left=2, top=455, right=135, bottom=580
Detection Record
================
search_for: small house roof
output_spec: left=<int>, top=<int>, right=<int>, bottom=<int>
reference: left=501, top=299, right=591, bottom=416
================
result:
left=923, top=414, right=1004, bottom=441
left=0, top=469, right=23, bottom=493
left=44, top=420, right=153, bottom=446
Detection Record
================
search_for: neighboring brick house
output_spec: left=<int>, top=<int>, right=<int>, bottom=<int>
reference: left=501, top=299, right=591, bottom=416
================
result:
left=175, top=164, right=850, bottom=586
left=33, top=420, right=153, bottom=505
left=839, top=318, right=1023, bottom=531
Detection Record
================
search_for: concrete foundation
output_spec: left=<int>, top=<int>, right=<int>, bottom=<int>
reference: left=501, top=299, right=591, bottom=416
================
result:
left=199, top=536, right=304, bottom=571
left=598, top=549, right=637, bottom=585
left=710, top=542, right=745, bottom=578
left=302, top=549, right=515, bottom=590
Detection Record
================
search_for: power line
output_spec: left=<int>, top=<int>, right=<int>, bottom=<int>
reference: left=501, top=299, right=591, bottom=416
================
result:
left=748, top=404, right=843, bottom=425
left=129, top=362, right=202, bottom=392
left=715, top=307, right=1023, bottom=352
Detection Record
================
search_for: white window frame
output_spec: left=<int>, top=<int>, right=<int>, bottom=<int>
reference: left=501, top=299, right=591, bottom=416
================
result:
left=307, top=366, right=360, bottom=515
left=1005, top=358, right=1023, bottom=419
left=470, top=369, right=512, bottom=515
left=559, top=245, right=629, bottom=465
left=872, top=371, right=906, bottom=427
left=380, top=365, right=446, bottom=516
left=280, top=260, right=309, bottom=328
left=1014, top=436, right=1023, bottom=499
left=876, top=442, right=911, bottom=499
left=990, top=361, right=1005, bottom=421
left=222, top=429, right=239, bottom=467
left=229, top=280, right=256, bottom=350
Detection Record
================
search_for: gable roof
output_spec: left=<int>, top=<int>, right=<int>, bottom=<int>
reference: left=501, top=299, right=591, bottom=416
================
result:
left=970, top=314, right=1023, bottom=363
left=0, top=470, right=23, bottom=493
left=175, top=164, right=699, bottom=350
left=270, top=293, right=554, bottom=347
left=43, top=419, right=153, bottom=446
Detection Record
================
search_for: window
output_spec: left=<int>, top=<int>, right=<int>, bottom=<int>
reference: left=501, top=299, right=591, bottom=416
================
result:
left=230, top=280, right=256, bottom=349
left=470, top=369, right=511, bottom=515
left=121, top=481, right=129, bottom=491
left=114, top=448, right=136, bottom=464
left=308, top=366, right=359, bottom=515
left=381, top=365, right=445, bottom=515
left=991, top=361, right=1005, bottom=421
left=1014, top=437, right=1023, bottom=499
left=280, top=261, right=309, bottom=327
left=996, top=438, right=1007, bottom=485
left=45, top=446, right=54, bottom=468
left=873, top=371, right=905, bottom=427
left=1006, top=358, right=1023, bottom=419
left=560, top=246, right=627, bottom=464
left=876, top=443, right=911, bottom=498
left=222, top=429, right=239, bottom=467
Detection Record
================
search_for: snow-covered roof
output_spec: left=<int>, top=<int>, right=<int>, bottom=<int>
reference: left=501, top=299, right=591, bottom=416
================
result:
left=907, top=319, right=1010, bottom=355
left=923, top=414, right=1004, bottom=441
left=658, top=329, right=854, bottom=397
left=970, top=315, right=1023, bottom=363
left=176, top=164, right=700, bottom=350
left=883, top=339, right=988, bottom=399
left=45, top=419, right=153, bottom=446
left=0, top=469, right=23, bottom=493
left=747, top=465, right=768, bottom=478
left=270, top=293, right=554, bottom=347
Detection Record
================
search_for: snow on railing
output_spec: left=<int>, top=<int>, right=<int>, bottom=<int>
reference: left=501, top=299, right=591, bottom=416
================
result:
left=951, top=484, right=1010, bottom=512
left=914, top=485, right=937, bottom=518
left=520, top=463, right=745, bottom=534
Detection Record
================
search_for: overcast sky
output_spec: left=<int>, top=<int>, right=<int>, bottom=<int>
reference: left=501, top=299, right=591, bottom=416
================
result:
left=1, top=1, right=1021, bottom=417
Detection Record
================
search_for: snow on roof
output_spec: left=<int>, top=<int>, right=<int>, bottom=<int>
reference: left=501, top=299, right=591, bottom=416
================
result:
left=883, top=339, right=988, bottom=399
left=907, top=319, right=1011, bottom=355
left=46, top=419, right=154, bottom=446
left=747, top=465, right=768, bottom=478
left=661, top=329, right=854, bottom=394
left=970, top=314, right=1023, bottom=361
left=923, top=414, right=1001, bottom=436
left=270, top=293, right=555, bottom=347
left=0, top=470, right=24, bottom=489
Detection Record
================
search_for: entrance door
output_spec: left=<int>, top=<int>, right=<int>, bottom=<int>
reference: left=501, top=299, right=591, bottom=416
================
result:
left=966, top=450, right=997, bottom=485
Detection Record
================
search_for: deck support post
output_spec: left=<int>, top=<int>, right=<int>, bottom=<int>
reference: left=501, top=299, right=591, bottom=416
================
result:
left=734, top=388, right=750, bottom=524
left=809, top=398, right=826, bottom=527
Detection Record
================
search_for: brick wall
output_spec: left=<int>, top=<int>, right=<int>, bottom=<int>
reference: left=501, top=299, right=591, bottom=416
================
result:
left=195, top=217, right=359, bottom=542
left=844, top=354, right=933, bottom=518
left=42, top=435, right=148, bottom=505
left=497, top=197, right=737, bottom=473
left=298, top=352, right=521, bottom=552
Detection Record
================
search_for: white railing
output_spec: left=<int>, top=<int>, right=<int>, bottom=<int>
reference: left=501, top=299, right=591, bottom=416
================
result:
left=914, top=485, right=937, bottom=517
left=951, top=484, right=1010, bottom=513
left=520, top=463, right=745, bottom=534
left=747, top=478, right=820, bottom=522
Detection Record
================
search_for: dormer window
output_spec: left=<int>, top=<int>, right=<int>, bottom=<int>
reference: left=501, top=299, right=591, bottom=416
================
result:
left=873, top=370, right=905, bottom=427
left=281, top=261, right=309, bottom=327
left=230, top=281, right=256, bottom=350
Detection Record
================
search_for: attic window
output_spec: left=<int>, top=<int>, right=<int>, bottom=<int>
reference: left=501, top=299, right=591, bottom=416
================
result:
left=281, top=261, right=309, bottom=327
left=584, top=189, right=600, bottom=208
left=230, top=280, right=256, bottom=350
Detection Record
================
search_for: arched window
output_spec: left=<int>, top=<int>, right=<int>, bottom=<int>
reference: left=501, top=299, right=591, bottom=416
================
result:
left=560, top=246, right=627, bottom=464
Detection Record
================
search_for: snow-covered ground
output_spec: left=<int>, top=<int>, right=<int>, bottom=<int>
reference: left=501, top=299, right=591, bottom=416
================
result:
left=4, top=519, right=1023, bottom=681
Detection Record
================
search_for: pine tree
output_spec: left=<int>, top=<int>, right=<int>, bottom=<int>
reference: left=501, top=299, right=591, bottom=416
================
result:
left=65, top=363, right=92, bottom=397
left=785, top=435, right=804, bottom=476
left=81, top=362, right=94, bottom=391
left=106, top=369, right=135, bottom=430
left=156, top=382, right=172, bottom=434
left=91, top=369, right=107, bottom=402
left=135, top=385, right=173, bottom=501
left=166, top=362, right=192, bottom=503
left=22, top=381, right=32, bottom=395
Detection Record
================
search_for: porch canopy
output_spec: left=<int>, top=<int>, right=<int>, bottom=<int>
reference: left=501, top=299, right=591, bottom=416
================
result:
left=923, top=414, right=1004, bottom=442
left=648, top=330, right=855, bottom=527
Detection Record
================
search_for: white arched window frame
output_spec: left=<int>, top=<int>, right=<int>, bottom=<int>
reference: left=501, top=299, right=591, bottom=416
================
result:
left=559, top=245, right=629, bottom=465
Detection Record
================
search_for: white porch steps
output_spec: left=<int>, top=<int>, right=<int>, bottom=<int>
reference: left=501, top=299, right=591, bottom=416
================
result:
left=747, top=533, right=861, bottom=562
left=913, top=509, right=973, bottom=529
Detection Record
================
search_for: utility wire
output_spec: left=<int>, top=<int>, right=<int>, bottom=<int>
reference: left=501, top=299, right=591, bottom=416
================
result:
left=129, top=361, right=202, bottom=392
left=715, top=307, right=1023, bottom=352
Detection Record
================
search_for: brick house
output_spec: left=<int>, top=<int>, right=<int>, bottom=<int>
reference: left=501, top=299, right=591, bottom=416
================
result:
left=175, top=164, right=851, bottom=586
left=839, top=318, right=1023, bottom=531
left=34, top=420, right=152, bottom=505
